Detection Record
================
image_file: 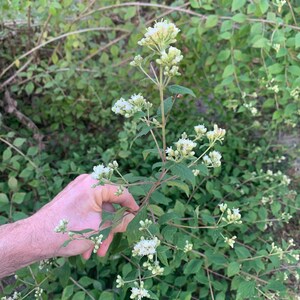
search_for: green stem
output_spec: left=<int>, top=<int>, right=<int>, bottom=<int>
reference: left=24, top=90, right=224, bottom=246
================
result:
left=159, top=66, right=166, bottom=162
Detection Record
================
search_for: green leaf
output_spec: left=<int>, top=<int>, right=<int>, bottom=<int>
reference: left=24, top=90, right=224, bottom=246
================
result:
left=184, top=259, right=203, bottom=274
left=284, top=103, right=297, bottom=116
left=227, top=262, right=240, bottom=277
left=235, top=246, right=251, bottom=259
left=158, top=212, right=180, bottom=225
left=217, top=49, right=231, bottom=62
left=148, top=204, right=164, bottom=217
left=99, top=292, right=114, bottom=300
left=167, top=180, right=190, bottom=196
left=259, top=0, right=269, bottom=14
left=237, top=281, right=256, bottom=298
left=205, top=15, right=219, bottom=28
left=231, top=0, right=246, bottom=11
left=252, top=37, right=269, bottom=48
left=232, top=13, right=246, bottom=23
left=62, top=239, right=73, bottom=247
left=171, top=163, right=195, bottom=187
left=266, top=280, right=286, bottom=292
left=62, top=285, right=74, bottom=300
left=168, top=85, right=196, bottom=97
left=8, top=177, right=18, bottom=191
left=25, top=82, right=34, bottom=95
left=126, top=206, right=147, bottom=244
left=13, top=138, right=26, bottom=147
left=157, top=97, right=174, bottom=116
left=268, top=63, right=284, bottom=74
left=2, top=148, right=12, bottom=161
left=142, top=148, right=159, bottom=160
left=0, top=193, right=9, bottom=204
left=288, top=65, right=300, bottom=76
left=12, top=192, right=26, bottom=204
left=72, top=291, right=85, bottom=300
left=296, top=32, right=300, bottom=49
left=222, top=64, right=235, bottom=78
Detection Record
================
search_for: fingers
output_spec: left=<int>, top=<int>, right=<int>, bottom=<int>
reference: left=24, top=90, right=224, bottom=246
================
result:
left=82, top=247, right=93, bottom=260
left=87, top=179, right=139, bottom=212
left=96, top=212, right=136, bottom=257
left=97, top=232, right=114, bottom=257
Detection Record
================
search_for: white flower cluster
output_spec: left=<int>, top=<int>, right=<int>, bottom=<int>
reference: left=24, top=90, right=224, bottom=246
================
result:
left=265, top=169, right=291, bottom=186
left=130, top=55, right=143, bottom=67
left=166, top=132, right=197, bottom=161
left=91, top=163, right=113, bottom=181
left=143, top=260, right=164, bottom=275
left=1, top=292, right=21, bottom=300
left=137, top=19, right=180, bottom=51
left=116, top=275, right=125, bottom=288
left=270, top=242, right=284, bottom=259
left=112, top=94, right=152, bottom=118
left=290, top=87, right=299, bottom=100
left=90, top=234, right=103, bottom=253
left=224, top=236, right=237, bottom=248
left=132, top=236, right=160, bottom=260
left=266, top=78, right=279, bottom=93
left=34, top=288, right=43, bottom=300
left=222, top=208, right=242, bottom=224
left=192, top=169, right=200, bottom=176
left=218, top=203, right=227, bottom=213
left=206, top=124, right=226, bottom=144
left=194, top=124, right=207, bottom=139
left=243, top=102, right=258, bottom=116
left=183, top=240, right=193, bottom=253
left=54, top=219, right=69, bottom=233
left=139, top=219, right=153, bottom=231
left=39, top=259, right=53, bottom=270
left=156, top=46, right=183, bottom=77
left=130, top=281, right=150, bottom=300
left=203, top=151, right=222, bottom=168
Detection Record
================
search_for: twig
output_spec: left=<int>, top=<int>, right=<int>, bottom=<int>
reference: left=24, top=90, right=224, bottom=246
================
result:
left=0, top=27, right=130, bottom=79
left=69, top=277, right=96, bottom=300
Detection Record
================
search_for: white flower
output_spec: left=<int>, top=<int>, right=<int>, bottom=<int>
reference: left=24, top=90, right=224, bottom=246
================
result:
left=192, top=169, right=200, bottom=176
left=209, top=151, right=222, bottom=168
left=183, top=240, right=193, bottom=253
left=139, top=219, right=153, bottom=231
left=203, top=155, right=212, bottom=166
left=90, top=234, right=104, bottom=253
left=143, top=260, right=164, bottom=275
left=281, top=174, right=291, bottom=185
left=129, top=93, right=148, bottom=110
left=54, top=219, right=68, bottom=233
left=224, top=236, right=237, bottom=248
left=156, top=46, right=183, bottom=66
left=164, top=65, right=180, bottom=77
left=130, top=55, right=143, bottom=67
left=175, top=137, right=197, bottom=156
left=218, top=203, right=227, bottom=213
left=91, top=164, right=113, bottom=180
left=132, top=237, right=160, bottom=259
left=112, top=98, right=134, bottom=117
left=116, top=275, right=125, bottom=288
left=206, top=124, right=226, bottom=144
left=194, top=125, right=207, bottom=137
left=130, top=282, right=150, bottom=300
left=223, top=208, right=242, bottom=224
left=138, top=19, right=180, bottom=50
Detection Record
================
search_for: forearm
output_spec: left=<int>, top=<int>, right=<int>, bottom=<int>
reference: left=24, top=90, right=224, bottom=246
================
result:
left=0, top=215, right=52, bottom=279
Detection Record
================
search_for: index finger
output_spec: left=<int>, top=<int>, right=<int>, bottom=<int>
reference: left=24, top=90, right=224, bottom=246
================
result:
left=87, top=177, right=139, bottom=212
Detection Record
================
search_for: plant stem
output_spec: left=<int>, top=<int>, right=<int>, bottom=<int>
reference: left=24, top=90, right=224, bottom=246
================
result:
left=159, top=66, right=166, bottom=162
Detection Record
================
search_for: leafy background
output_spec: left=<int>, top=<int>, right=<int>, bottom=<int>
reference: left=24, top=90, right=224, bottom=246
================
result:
left=1, top=0, right=300, bottom=299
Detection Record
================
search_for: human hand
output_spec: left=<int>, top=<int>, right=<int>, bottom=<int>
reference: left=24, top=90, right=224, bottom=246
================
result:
left=31, top=174, right=139, bottom=260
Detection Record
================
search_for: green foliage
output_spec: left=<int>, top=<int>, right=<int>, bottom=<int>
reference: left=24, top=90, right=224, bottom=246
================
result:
left=1, top=1, right=300, bottom=299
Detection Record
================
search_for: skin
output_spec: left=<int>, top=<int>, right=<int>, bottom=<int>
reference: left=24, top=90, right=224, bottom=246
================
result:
left=0, top=174, right=139, bottom=279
